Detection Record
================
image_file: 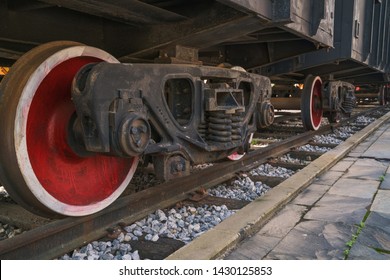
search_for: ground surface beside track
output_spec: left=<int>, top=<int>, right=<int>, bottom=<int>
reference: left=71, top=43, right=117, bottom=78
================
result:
left=167, top=111, right=390, bottom=260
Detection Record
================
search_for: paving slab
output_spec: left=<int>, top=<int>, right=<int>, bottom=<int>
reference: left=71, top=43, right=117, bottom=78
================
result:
left=348, top=143, right=371, bottom=157
left=292, top=184, right=331, bottom=206
left=380, top=173, right=390, bottom=190
left=265, top=221, right=354, bottom=260
left=314, top=170, right=344, bottom=186
left=304, top=194, right=371, bottom=225
left=257, top=204, right=307, bottom=238
left=224, top=235, right=280, bottom=260
left=348, top=151, right=365, bottom=158
left=327, top=178, right=379, bottom=199
left=362, top=130, right=390, bottom=159
left=347, top=124, right=390, bottom=157
left=350, top=211, right=390, bottom=259
left=353, top=157, right=389, bottom=168
left=363, top=211, right=390, bottom=234
left=330, top=159, right=356, bottom=172
left=343, top=158, right=388, bottom=181
left=347, top=242, right=390, bottom=260
left=352, top=226, right=390, bottom=256
left=370, top=190, right=390, bottom=215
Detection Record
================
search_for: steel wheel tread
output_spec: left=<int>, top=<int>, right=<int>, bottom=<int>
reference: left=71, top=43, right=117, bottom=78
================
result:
left=0, top=41, right=138, bottom=217
left=301, top=75, right=323, bottom=131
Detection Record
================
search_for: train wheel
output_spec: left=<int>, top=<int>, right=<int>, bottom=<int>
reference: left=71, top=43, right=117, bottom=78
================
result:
left=0, top=41, right=139, bottom=217
left=301, top=75, right=323, bottom=130
left=378, top=85, right=388, bottom=105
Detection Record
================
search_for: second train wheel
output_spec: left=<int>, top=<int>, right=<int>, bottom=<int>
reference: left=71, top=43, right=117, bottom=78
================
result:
left=0, top=41, right=139, bottom=218
left=301, top=75, right=323, bottom=131
left=378, top=85, right=388, bottom=105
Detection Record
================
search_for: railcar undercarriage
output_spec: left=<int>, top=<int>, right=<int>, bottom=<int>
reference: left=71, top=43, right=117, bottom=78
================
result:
left=0, top=41, right=273, bottom=217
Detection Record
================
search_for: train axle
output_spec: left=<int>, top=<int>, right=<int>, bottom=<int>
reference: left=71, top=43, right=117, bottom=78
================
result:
left=272, top=76, right=356, bottom=130
left=0, top=41, right=273, bottom=217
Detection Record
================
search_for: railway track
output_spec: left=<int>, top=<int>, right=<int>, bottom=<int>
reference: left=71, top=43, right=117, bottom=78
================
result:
left=0, top=105, right=389, bottom=260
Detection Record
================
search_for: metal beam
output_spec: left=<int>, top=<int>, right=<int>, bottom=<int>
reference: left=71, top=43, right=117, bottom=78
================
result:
left=217, top=0, right=291, bottom=22
left=38, top=0, right=187, bottom=24
left=8, top=0, right=52, bottom=11
left=0, top=38, right=39, bottom=62
left=0, top=48, right=23, bottom=60
left=109, top=3, right=252, bottom=61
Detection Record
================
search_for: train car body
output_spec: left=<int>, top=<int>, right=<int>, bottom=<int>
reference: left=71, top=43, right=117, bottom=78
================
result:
left=260, top=0, right=390, bottom=81
left=264, top=0, right=390, bottom=123
left=0, top=0, right=388, bottom=217
left=0, top=0, right=335, bottom=66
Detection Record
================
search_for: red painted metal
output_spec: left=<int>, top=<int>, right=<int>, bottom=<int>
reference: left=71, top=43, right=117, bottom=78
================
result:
left=301, top=75, right=323, bottom=131
left=26, top=57, right=135, bottom=205
left=310, top=78, right=323, bottom=130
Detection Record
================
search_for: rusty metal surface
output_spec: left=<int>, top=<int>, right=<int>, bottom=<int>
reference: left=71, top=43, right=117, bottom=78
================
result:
left=38, top=0, right=188, bottom=24
left=259, top=0, right=390, bottom=84
left=217, top=0, right=334, bottom=48
left=0, top=0, right=335, bottom=69
left=271, top=97, right=301, bottom=110
left=70, top=62, right=272, bottom=174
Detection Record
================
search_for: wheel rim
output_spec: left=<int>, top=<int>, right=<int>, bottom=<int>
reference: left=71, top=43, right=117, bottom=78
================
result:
left=0, top=42, right=138, bottom=217
left=301, top=76, right=323, bottom=130
left=310, top=79, right=323, bottom=128
left=379, top=85, right=386, bottom=105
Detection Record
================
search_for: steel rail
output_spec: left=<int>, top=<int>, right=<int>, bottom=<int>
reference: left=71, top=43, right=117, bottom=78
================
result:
left=0, top=107, right=382, bottom=259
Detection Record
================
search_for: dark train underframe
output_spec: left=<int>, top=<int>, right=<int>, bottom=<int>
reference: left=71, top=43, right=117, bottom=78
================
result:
left=0, top=0, right=334, bottom=67
left=70, top=62, right=273, bottom=181
left=0, top=0, right=389, bottom=217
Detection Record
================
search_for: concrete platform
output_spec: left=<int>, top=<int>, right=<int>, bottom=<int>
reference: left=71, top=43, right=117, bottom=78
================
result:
left=166, top=111, right=390, bottom=260
left=226, top=113, right=390, bottom=260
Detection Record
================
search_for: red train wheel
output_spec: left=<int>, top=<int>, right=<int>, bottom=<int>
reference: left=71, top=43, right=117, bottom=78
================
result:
left=301, top=75, right=323, bottom=131
left=0, top=41, right=138, bottom=217
left=378, top=85, right=387, bottom=105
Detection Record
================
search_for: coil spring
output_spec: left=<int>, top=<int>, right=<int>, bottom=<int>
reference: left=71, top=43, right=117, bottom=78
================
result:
left=231, top=112, right=243, bottom=141
left=342, top=94, right=356, bottom=114
left=198, top=122, right=207, bottom=139
left=207, top=111, right=232, bottom=143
